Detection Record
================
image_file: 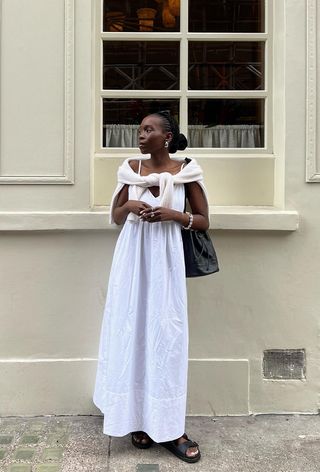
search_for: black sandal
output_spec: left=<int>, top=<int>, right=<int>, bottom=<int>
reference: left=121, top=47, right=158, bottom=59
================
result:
left=160, top=433, right=201, bottom=463
left=131, top=431, right=154, bottom=449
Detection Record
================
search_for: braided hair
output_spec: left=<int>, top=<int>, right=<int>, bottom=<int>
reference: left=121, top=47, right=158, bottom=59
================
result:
left=152, top=110, right=188, bottom=153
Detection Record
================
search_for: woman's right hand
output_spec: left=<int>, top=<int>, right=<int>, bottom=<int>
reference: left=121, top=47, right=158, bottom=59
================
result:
left=125, top=200, right=152, bottom=216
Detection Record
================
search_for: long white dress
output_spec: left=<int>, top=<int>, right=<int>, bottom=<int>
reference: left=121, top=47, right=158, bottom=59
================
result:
left=93, top=163, right=188, bottom=443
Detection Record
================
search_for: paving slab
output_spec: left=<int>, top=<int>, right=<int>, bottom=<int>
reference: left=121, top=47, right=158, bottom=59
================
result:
left=0, top=437, right=14, bottom=445
left=8, top=466, right=32, bottom=472
left=13, top=449, right=36, bottom=460
left=41, top=448, right=64, bottom=462
left=0, top=415, right=319, bottom=471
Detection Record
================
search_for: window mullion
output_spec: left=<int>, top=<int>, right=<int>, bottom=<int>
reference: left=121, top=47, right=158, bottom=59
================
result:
left=187, top=91, right=267, bottom=99
left=97, top=4, right=103, bottom=153
left=180, top=38, right=188, bottom=136
left=179, top=0, right=188, bottom=137
left=186, top=32, right=268, bottom=41
left=265, top=0, right=273, bottom=151
left=101, top=91, right=181, bottom=98
left=101, top=32, right=182, bottom=40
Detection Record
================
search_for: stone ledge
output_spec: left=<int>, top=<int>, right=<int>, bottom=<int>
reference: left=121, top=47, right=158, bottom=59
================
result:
left=211, top=206, right=299, bottom=231
left=0, top=207, right=299, bottom=231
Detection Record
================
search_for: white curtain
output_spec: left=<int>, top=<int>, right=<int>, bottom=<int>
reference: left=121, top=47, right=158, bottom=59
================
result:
left=105, top=124, right=139, bottom=147
left=104, top=124, right=262, bottom=148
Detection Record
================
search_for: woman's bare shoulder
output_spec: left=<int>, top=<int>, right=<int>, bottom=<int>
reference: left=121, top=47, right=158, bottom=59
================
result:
left=128, top=159, right=139, bottom=173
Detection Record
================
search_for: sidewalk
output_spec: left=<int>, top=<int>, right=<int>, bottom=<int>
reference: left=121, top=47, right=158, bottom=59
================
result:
left=0, top=415, right=319, bottom=472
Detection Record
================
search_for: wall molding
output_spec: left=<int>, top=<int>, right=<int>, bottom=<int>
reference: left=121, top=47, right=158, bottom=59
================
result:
left=0, top=207, right=299, bottom=231
left=306, top=0, right=320, bottom=182
left=0, top=0, right=75, bottom=184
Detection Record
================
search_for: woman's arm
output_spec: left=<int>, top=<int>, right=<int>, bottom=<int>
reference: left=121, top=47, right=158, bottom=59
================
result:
left=112, top=185, right=130, bottom=225
left=184, top=181, right=209, bottom=231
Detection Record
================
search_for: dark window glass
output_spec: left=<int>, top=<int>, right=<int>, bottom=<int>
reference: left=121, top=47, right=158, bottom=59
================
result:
left=189, top=0, right=264, bottom=33
left=103, top=0, right=180, bottom=32
left=103, top=98, right=179, bottom=147
left=188, top=99, right=264, bottom=147
left=189, top=42, right=264, bottom=90
left=103, top=41, right=179, bottom=90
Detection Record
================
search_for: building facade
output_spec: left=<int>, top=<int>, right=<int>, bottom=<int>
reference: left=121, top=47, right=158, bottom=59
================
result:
left=0, top=0, right=319, bottom=416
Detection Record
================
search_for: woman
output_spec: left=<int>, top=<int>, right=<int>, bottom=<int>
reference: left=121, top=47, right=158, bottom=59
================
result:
left=93, top=110, right=209, bottom=463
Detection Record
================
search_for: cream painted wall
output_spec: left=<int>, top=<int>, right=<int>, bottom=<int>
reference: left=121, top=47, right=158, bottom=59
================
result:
left=94, top=157, right=275, bottom=207
left=1, top=0, right=320, bottom=417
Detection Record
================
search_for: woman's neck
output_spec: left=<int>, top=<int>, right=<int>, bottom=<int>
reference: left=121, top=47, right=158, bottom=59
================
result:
left=149, top=150, right=171, bottom=168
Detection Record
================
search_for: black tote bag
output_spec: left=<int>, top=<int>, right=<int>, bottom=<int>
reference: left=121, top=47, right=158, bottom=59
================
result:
left=181, top=228, right=219, bottom=277
left=181, top=162, right=219, bottom=277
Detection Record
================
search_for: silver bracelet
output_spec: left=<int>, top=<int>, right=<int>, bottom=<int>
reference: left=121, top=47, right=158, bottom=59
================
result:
left=182, top=211, right=193, bottom=230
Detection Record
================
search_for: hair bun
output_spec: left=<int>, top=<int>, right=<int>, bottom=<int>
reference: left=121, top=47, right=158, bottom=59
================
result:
left=177, top=133, right=188, bottom=151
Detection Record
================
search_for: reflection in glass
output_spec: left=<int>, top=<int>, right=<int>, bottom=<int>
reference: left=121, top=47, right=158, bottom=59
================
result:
left=188, top=99, right=264, bottom=147
left=189, top=42, right=264, bottom=90
left=103, top=0, right=180, bottom=32
left=103, top=99, right=179, bottom=147
left=189, top=0, right=264, bottom=33
left=103, top=42, right=179, bottom=90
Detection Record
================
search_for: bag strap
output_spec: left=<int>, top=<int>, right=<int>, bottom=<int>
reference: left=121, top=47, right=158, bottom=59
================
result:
left=183, top=158, right=192, bottom=213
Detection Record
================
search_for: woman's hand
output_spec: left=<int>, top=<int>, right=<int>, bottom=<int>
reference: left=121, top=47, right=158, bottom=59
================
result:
left=139, top=206, right=178, bottom=223
left=139, top=181, right=210, bottom=230
left=125, top=200, right=152, bottom=216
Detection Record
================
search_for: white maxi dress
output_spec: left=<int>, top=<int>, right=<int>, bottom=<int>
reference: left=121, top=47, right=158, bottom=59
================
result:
left=93, top=164, right=188, bottom=443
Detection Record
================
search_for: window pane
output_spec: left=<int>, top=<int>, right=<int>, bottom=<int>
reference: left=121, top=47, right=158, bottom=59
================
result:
left=103, top=98, right=179, bottom=147
left=188, top=99, right=264, bottom=147
left=103, top=41, right=179, bottom=90
left=103, top=0, right=180, bottom=32
left=189, top=0, right=264, bottom=33
left=189, top=42, right=264, bottom=90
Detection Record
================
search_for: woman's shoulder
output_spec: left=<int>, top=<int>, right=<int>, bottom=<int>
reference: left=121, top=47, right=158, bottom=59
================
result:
left=180, top=157, right=194, bottom=171
left=128, top=159, right=139, bottom=173
left=121, top=157, right=143, bottom=173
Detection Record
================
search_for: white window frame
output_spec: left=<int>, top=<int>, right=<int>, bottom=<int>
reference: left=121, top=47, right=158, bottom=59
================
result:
left=94, top=0, right=273, bottom=158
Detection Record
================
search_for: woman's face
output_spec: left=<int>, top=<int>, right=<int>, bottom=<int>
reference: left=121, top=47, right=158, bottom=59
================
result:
left=138, top=115, right=171, bottom=154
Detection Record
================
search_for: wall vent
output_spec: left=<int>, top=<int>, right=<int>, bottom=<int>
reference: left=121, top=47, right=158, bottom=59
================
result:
left=263, top=349, right=306, bottom=380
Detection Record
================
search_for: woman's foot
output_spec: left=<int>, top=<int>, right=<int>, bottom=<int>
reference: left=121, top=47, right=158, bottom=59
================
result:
left=160, top=433, right=201, bottom=463
left=175, top=434, right=200, bottom=459
left=131, top=431, right=153, bottom=449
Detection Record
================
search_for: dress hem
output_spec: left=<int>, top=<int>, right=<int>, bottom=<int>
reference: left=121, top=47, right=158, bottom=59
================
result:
left=93, top=397, right=186, bottom=443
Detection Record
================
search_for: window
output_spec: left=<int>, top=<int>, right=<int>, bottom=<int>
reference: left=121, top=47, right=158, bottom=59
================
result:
left=96, top=0, right=271, bottom=153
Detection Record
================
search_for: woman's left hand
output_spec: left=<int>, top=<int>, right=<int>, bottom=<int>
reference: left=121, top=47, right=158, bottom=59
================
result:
left=139, top=206, right=176, bottom=223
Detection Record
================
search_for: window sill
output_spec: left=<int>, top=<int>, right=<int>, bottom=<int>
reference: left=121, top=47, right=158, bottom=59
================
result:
left=0, top=207, right=299, bottom=231
left=210, top=206, right=299, bottom=231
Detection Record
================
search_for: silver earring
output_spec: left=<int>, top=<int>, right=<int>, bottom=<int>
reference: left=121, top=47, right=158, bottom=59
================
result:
left=164, top=140, right=169, bottom=148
